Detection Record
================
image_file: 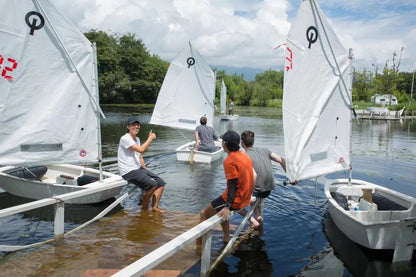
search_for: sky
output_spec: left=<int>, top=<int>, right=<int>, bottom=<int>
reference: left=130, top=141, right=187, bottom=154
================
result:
left=53, top=0, right=416, bottom=75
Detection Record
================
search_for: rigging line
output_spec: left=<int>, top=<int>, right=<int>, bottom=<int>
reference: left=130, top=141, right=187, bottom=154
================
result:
left=176, top=128, right=192, bottom=142
left=0, top=186, right=137, bottom=252
left=33, top=0, right=105, bottom=119
left=310, top=0, right=353, bottom=111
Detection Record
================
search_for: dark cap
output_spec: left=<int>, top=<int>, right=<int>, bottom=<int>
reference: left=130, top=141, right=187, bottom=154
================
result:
left=221, top=130, right=240, bottom=151
left=127, top=116, right=140, bottom=125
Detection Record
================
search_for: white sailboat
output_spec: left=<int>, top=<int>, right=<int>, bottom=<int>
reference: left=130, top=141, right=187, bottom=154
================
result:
left=283, top=0, right=416, bottom=262
left=220, top=79, right=238, bottom=121
left=150, top=41, right=223, bottom=163
left=0, top=0, right=125, bottom=204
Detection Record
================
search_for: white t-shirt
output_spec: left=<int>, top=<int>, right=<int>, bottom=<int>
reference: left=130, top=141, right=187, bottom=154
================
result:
left=117, top=133, right=142, bottom=176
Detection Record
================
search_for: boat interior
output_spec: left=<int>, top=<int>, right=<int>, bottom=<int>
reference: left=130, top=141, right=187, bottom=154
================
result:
left=4, top=165, right=100, bottom=186
left=329, top=184, right=416, bottom=223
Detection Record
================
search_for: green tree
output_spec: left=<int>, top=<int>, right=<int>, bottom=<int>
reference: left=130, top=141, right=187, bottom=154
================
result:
left=352, top=69, right=374, bottom=101
left=253, top=70, right=284, bottom=106
left=373, top=68, right=400, bottom=97
left=84, top=30, right=120, bottom=103
left=84, top=30, right=167, bottom=104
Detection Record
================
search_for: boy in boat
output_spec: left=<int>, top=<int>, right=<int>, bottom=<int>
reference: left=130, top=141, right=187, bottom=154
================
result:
left=240, top=130, right=289, bottom=227
left=194, top=116, right=219, bottom=152
left=117, top=116, right=165, bottom=212
left=199, top=130, right=256, bottom=243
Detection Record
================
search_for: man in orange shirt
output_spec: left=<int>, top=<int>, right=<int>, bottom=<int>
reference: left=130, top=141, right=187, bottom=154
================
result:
left=199, top=130, right=256, bottom=243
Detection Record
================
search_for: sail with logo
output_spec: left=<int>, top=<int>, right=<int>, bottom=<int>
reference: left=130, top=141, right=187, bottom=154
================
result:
left=282, top=0, right=416, bottom=263
left=0, top=0, right=125, bottom=204
left=282, top=0, right=351, bottom=182
left=150, top=41, right=223, bottom=163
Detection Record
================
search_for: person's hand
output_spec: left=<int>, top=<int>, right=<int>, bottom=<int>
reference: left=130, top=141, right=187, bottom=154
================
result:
left=289, top=180, right=298, bottom=186
left=218, top=207, right=230, bottom=221
left=148, top=130, right=156, bottom=140
left=283, top=179, right=298, bottom=186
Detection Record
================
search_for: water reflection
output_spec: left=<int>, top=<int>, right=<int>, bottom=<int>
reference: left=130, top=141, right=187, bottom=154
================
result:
left=322, top=212, right=416, bottom=277
left=1, top=108, right=415, bottom=276
left=210, top=234, right=273, bottom=277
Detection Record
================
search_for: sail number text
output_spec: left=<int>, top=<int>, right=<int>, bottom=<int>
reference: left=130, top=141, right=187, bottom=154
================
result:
left=0, top=54, right=18, bottom=80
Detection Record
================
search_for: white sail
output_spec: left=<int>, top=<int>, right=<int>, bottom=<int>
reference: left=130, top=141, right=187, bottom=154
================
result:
left=0, top=0, right=101, bottom=166
left=282, top=0, right=352, bottom=182
left=220, top=79, right=227, bottom=115
left=150, top=41, right=216, bottom=130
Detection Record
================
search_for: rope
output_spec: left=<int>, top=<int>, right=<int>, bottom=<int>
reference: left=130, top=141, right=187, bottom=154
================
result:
left=0, top=186, right=138, bottom=252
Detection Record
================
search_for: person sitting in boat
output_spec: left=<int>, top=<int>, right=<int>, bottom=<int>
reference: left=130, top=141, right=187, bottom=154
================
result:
left=194, top=116, right=220, bottom=152
left=117, top=116, right=165, bottom=212
left=228, top=98, right=234, bottom=115
left=240, top=130, right=289, bottom=228
left=199, top=130, right=256, bottom=243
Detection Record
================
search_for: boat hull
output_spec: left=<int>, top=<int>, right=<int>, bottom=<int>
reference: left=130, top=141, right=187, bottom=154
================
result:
left=220, top=115, right=239, bottom=121
left=325, top=178, right=416, bottom=262
left=176, top=141, right=224, bottom=163
left=0, top=164, right=123, bottom=204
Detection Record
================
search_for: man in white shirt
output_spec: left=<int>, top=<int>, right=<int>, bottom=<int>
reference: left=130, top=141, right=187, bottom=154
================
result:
left=118, top=116, right=165, bottom=211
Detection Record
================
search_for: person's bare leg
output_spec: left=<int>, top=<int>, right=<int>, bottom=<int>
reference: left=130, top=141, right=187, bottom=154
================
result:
left=141, top=187, right=156, bottom=210
left=151, top=186, right=165, bottom=212
left=197, top=205, right=216, bottom=244
left=238, top=209, right=259, bottom=227
left=221, top=220, right=230, bottom=243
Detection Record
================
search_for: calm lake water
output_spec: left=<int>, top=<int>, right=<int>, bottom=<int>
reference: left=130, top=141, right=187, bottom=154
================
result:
left=1, top=106, right=416, bottom=276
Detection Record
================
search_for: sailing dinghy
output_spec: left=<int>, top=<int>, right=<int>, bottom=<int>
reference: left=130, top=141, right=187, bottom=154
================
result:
left=220, top=79, right=238, bottom=121
left=283, top=0, right=416, bottom=262
left=0, top=0, right=126, bottom=204
left=150, top=41, right=223, bottom=163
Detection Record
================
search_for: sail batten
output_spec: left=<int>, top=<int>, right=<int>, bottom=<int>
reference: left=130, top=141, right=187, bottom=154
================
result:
left=282, top=0, right=352, bottom=182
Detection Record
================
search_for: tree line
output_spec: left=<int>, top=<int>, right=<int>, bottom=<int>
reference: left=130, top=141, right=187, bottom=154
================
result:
left=85, top=30, right=415, bottom=110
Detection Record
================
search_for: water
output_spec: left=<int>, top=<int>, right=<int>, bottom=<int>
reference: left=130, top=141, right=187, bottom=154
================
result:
left=1, top=107, right=416, bottom=276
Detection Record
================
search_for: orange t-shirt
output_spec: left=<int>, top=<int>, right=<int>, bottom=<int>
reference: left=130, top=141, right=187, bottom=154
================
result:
left=222, top=150, right=254, bottom=209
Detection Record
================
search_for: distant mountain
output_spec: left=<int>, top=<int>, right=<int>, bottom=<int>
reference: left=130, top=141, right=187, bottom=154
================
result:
left=212, top=66, right=268, bottom=81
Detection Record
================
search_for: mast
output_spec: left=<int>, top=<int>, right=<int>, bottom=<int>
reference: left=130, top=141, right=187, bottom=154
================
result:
left=411, top=69, right=415, bottom=106
left=348, top=48, right=354, bottom=185
left=92, top=42, right=104, bottom=181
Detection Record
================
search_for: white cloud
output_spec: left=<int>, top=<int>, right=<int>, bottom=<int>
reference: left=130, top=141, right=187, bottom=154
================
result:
left=53, top=0, right=416, bottom=72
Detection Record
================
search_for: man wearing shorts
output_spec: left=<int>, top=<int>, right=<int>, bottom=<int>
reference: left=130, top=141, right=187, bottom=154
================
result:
left=118, top=116, right=165, bottom=212
left=199, top=130, right=255, bottom=243
left=241, top=130, right=287, bottom=225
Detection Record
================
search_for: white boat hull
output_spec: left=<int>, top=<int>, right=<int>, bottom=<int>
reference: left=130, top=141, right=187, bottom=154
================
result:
left=176, top=141, right=224, bottom=163
left=0, top=164, right=123, bottom=204
left=220, top=115, right=239, bottom=121
left=325, top=178, right=416, bottom=262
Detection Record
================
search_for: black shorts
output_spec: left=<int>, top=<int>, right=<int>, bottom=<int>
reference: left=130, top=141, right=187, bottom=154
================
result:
left=253, top=190, right=271, bottom=198
left=122, top=168, right=165, bottom=191
left=211, top=196, right=238, bottom=212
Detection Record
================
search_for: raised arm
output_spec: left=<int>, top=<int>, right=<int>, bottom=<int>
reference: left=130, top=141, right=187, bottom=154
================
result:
left=271, top=152, right=286, bottom=172
left=128, top=130, right=156, bottom=154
